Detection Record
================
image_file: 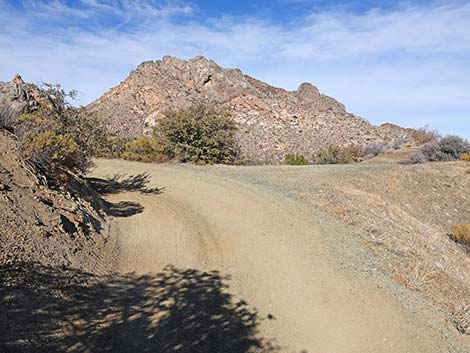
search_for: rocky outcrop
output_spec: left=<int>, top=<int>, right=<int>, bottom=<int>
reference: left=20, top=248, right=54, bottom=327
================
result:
left=85, top=56, right=412, bottom=162
left=0, top=74, right=44, bottom=113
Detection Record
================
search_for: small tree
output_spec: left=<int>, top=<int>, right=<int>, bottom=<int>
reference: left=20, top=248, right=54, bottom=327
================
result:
left=155, top=102, right=239, bottom=164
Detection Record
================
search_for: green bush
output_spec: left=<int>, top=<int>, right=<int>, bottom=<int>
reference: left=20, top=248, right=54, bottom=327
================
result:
left=121, top=136, right=168, bottom=163
left=154, top=102, right=239, bottom=164
left=313, top=145, right=361, bottom=164
left=284, top=154, right=308, bottom=165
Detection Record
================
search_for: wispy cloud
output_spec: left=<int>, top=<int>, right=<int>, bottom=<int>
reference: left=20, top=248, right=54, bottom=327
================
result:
left=0, top=0, right=468, bottom=137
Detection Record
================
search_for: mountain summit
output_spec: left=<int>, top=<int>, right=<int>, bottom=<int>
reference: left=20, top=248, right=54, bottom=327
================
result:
left=87, top=56, right=410, bottom=162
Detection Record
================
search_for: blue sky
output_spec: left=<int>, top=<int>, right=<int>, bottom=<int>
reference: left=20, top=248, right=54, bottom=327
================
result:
left=0, top=0, right=469, bottom=138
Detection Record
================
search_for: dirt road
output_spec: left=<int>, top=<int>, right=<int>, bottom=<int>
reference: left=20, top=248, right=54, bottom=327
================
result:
left=91, top=159, right=449, bottom=353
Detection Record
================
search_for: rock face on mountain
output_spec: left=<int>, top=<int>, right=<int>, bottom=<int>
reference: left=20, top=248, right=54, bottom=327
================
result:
left=0, top=74, right=43, bottom=113
left=89, top=56, right=411, bottom=162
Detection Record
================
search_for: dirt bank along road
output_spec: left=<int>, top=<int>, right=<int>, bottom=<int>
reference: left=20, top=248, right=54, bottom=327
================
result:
left=91, top=159, right=449, bottom=353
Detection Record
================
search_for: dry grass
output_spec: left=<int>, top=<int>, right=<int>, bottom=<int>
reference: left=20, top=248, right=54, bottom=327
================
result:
left=450, top=303, right=470, bottom=335
left=460, top=152, right=470, bottom=162
left=405, top=265, right=436, bottom=290
left=450, top=223, right=470, bottom=245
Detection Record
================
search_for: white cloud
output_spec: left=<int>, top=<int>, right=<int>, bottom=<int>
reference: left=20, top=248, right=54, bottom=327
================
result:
left=0, top=0, right=468, bottom=137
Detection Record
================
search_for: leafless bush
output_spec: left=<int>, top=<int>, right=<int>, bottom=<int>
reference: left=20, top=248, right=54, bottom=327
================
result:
left=411, top=126, right=440, bottom=145
left=361, top=143, right=385, bottom=157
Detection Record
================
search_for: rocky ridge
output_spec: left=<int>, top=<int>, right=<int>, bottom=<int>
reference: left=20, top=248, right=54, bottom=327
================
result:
left=87, top=56, right=412, bottom=162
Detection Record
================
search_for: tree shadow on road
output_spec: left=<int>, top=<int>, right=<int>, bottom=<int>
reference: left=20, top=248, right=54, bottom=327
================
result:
left=87, top=173, right=164, bottom=196
left=103, top=200, right=145, bottom=217
left=0, top=262, right=280, bottom=353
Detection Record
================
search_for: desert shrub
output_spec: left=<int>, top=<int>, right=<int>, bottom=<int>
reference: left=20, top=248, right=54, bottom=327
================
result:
left=12, top=84, right=114, bottom=158
left=284, top=154, right=308, bottom=165
left=411, top=126, right=440, bottom=145
left=387, top=141, right=402, bottom=150
left=121, top=136, right=168, bottom=163
left=155, top=102, right=239, bottom=164
left=420, top=136, right=470, bottom=162
left=0, top=104, right=17, bottom=131
left=438, top=135, right=470, bottom=159
left=10, top=84, right=110, bottom=186
left=449, top=223, right=470, bottom=245
left=460, top=153, right=470, bottom=162
left=94, top=136, right=131, bottom=159
left=361, top=143, right=385, bottom=157
left=60, top=109, right=114, bottom=157
left=399, top=150, right=427, bottom=165
left=313, top=145, right=361, bottom=164
left=401, top=135, right=470, bottom=164
left=420, top=142, right=453, bottom=162
left=21, top=131, right=89, bottom=185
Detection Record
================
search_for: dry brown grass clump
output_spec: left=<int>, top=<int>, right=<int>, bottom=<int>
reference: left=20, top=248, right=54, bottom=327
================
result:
left=460, top=152, right=470, bottom=162
left=449, top=223, right=470, bottom=245
left=451, top=303, right=470, bottom=335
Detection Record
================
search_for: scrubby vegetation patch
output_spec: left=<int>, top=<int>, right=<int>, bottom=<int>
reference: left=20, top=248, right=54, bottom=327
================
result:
left=401, top=135, right=470, bottom=164
left=312, top=145, right=361, bottom=164
left=154, top=102, right=239, bottom=164
left=284, top=154, right=308, bottom=165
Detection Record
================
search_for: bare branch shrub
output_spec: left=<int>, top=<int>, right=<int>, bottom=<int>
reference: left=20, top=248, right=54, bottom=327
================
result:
left=411, top=126, right=440, bottom=145
left=361, top=143, right=385, bottom=157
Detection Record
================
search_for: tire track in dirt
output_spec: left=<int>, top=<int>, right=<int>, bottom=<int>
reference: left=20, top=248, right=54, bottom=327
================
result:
left=91, top=160, right=449, bottom=353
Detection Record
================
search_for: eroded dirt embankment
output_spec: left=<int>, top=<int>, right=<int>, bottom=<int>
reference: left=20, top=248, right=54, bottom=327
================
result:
left=89, top=159, right=464, bottom=353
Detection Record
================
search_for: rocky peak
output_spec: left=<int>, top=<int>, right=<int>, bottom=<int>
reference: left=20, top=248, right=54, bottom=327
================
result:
left=12, top=74, right=25, bottom=85
left=296, top=82, right=321, bottom=101
left=0, top=75, right=41, bottom=112
left=87, top=55, right=413, bottom=162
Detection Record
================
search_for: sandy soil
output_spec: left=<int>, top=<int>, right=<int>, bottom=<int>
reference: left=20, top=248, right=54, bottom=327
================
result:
left=89, top=159, right=463, bottom=353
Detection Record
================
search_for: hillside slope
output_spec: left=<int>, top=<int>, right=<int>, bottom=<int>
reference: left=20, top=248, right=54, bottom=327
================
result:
left=87, top=56, right=412, bottom=162
left=0, top=131, right=116, bottom=273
